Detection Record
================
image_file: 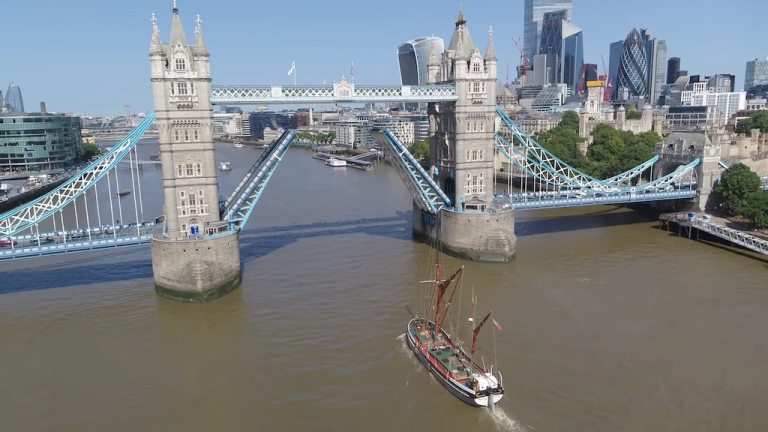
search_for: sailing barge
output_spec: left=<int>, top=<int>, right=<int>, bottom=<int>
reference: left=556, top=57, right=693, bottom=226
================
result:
left=406, top=264, right=504, bottom=407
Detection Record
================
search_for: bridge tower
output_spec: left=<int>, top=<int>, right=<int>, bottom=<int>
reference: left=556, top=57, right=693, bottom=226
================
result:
left=149, top=4, right=241, bottom=302
left=421, top=12, right=516, bottom=261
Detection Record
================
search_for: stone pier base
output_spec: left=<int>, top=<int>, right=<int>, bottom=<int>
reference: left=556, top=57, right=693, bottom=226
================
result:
left=412, top=204, right=517, bottom=262
left=150, top=231, right=241, bottom=302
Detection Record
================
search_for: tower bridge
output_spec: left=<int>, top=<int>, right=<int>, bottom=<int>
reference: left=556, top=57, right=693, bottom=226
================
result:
left=0, top=5, right=717, bottom=302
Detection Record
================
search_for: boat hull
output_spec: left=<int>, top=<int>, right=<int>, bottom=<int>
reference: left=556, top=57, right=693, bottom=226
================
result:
left=406, top=319, right=503, bottom=407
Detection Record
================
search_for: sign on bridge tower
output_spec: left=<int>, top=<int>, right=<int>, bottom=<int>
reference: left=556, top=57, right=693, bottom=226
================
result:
left=428, top=12, right=498, bottom=211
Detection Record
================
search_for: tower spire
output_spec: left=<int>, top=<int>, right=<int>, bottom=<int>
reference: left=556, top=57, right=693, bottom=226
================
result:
left=173, top=0, right=178, bottom=14
left=485, top=25, right=497, bottom=61
left=194, top=14, right=208, bottom=52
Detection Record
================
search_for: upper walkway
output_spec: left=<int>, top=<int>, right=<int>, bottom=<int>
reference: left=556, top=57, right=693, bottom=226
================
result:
left=210, top=82, right=457, bottom=105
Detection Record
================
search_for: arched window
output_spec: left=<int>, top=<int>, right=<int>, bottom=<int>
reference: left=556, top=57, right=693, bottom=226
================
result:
left=472, top=61, right=481, bottom=73
left=175, top=57, right=186, bottom=71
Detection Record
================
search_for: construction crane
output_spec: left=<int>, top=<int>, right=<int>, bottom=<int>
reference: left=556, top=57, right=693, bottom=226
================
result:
left=601, top=54, right=612, bottom=102
left=512, top=36, right=528, bottom=85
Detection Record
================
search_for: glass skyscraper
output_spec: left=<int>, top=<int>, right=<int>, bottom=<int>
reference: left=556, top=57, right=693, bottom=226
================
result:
left=537, top=10, right=582, bottom=92
left=523, top=0, right=572, bottom=66
left=5, top=83, right=24, bottom=113
left=398, top=37, right=445, bottom=86
left=616, top=29, right=648, bottom=100
left=744, top=58, right=768, bottom=92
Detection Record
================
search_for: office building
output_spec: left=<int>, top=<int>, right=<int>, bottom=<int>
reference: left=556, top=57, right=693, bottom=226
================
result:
left=667, top=57, right=680, bottom=84
left=612, top=28, right=666, bottom=104
left=537, top=10, right=583, bottom=92
left=608, top=40, right=623, bottom=98
left=744, top=57, right=768, bottom=92
left=707, top=74, right=736, bottom=93
left=5, top=82, right=24, bottom=113
left=523, top=0, right=572, bottom=67
left=398, top=37, right=445, bottom=86
left=616, top=29, right=648, bottom=100
left=0, top=113, right=82, bottom=171
left=398, top=37, right=444, bottom=110
left=642, top=29, right=666, bottom=105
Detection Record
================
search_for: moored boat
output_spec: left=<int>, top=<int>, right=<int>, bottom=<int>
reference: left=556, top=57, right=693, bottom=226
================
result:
left=406, top=264, right=504, bottom=407
left=325, top=157, right=347, bottom=168
left=218, top=161, right=232, bottom=171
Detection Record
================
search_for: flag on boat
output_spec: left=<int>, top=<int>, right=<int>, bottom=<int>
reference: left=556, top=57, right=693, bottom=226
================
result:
left=492, top=318, right=503, bottom=331
left=287, top=61, right=296, bottom=76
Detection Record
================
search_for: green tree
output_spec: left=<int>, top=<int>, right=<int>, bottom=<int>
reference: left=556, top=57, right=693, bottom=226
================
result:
left=714, top=163, right=762, bottom=216
left=408, top=140, right=429, bottom=160
left=80, top=142, right=100, bottom=161
left=626, top=109, right=642, bottom=120
left=744, top=191, right=768, bottom=229
left=534, top=111, right=584, bottom=168
left=736, top=110, right=768, bottom=134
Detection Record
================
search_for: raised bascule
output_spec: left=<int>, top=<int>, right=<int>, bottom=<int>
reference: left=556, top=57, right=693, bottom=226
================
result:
left=0, top=5, right=724, bottom=301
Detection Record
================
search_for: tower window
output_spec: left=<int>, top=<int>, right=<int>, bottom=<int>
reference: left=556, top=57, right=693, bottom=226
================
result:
left=177, top=82, right=188, bottom=95
left=175, top=58, right=186, bottom=71
left=473, top=62, right=481, bottom=73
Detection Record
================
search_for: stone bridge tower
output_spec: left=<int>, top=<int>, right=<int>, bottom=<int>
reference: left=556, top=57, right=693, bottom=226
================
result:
left=149, top=3, right=241, bottom=302
left=420, top=12, right=516, bottom=261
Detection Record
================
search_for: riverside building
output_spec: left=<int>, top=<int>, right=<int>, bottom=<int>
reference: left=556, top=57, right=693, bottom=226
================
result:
left=0, top=112, right=82, bottom=171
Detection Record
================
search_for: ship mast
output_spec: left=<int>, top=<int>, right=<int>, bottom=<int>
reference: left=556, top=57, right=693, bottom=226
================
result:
left=433, top=266, right=463, bottom=340
left=471, top=312, right=492, bottom=354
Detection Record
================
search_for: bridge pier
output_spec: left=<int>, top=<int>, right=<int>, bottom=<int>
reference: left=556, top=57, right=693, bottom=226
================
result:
left=151, top=231, right=241, bottom=302
left=413, top=204, right=517, bottom=262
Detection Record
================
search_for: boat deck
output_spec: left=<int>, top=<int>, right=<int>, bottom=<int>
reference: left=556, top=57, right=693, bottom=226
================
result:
left=413, top=325, right=472, bottom=383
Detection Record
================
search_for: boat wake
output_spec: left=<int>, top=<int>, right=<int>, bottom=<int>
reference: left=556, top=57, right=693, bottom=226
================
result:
left=485, top=406, right=528, bottom=432
left=396, top=333, right=420, bottom=368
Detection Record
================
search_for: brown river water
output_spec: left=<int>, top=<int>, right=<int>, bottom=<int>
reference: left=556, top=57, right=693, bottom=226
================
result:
left=1, top=140, right=767, bottom=431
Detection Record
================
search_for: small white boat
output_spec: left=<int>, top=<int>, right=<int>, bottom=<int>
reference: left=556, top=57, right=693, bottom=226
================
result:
left=233, top=140, right=244, bottom=148
left=325, top=157, right=347, bottom=168
left=219, top=161, right=232, bottom=171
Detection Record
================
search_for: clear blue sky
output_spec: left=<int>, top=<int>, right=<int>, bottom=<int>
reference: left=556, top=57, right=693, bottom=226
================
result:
left=3, top=0, right=766, bottom=116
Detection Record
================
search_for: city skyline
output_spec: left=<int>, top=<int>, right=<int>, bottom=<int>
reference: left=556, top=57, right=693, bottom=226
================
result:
left=2, top=0, right=767, bottom=116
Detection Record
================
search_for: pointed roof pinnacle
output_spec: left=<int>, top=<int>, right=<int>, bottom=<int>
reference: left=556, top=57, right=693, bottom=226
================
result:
left=485, top=25, right=497, bottom=61
left=194, top=14, right=208, bottom=52
left=457, top=9, right=466, bottom=25
left=168, top=1, right=189, bottom=47
left=150, top=13, right=162, bottom=49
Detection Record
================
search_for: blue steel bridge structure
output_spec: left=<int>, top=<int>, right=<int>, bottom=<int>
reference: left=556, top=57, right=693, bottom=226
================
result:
left=0, top=84, right=699, bottom=261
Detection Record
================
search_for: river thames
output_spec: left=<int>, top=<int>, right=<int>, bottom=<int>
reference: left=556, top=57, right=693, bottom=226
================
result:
left=1, top=140, right=767, bottom=431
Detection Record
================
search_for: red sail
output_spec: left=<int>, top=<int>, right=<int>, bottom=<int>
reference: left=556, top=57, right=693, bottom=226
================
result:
left=471, top=312, right=492, bottom=354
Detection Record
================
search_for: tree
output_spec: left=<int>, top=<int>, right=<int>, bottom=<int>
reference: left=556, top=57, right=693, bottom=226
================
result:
left=408, top=140, right=429, bottom=160
left=736, top=110, right=768, bottom=134
left=744, top=191, right=768, bottom=229
left=714, top=163, right=762, bottom=216
left=626, top=109, right=642, bottom=120
left=534, top=111, right=584, bottom=168
left=80, top=142, right=100, bottom=161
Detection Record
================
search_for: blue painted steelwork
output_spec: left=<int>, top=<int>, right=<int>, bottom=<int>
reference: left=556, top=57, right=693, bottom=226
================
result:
left=372, top=128, right=451, bottom=214
left=0, top=223, right=158, bottom=260
left=507, top=189, right=697, bottom=210
left=496, top=106, right=614, bottom=190
left=223, top=130, right=297, bottom=229
left=211, top=83, right=457, bottom=105
left=0, top=113, right=156, bottom=237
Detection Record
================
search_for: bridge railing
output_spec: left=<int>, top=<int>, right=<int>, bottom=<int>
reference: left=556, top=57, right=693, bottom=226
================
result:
left=372, top=128, right=451, bottom=214
left=0, top=113, right=156, bottom=238
left=223, top=130, right=298, bottom=229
